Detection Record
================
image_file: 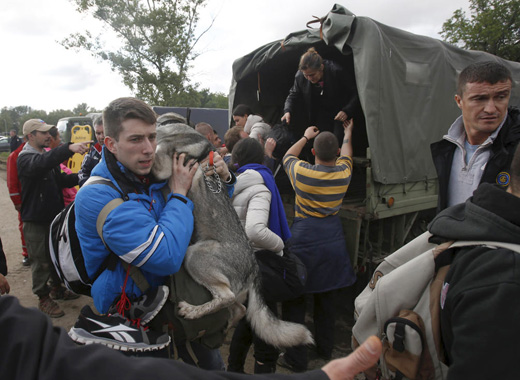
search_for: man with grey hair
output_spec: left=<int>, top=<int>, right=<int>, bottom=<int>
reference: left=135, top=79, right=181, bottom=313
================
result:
left=431, top=61, right=520, bottom=213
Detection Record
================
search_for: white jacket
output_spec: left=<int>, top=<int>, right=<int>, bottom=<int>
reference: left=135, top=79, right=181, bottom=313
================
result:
left=232, top=169, right=284, bottom=255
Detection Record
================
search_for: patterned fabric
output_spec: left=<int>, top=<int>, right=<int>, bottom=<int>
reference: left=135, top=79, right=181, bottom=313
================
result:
left=283, top=154, right=352, bottom=218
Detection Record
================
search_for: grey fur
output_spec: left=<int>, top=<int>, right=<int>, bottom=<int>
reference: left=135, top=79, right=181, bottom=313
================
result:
left=152, top=123, right=314, bottom=349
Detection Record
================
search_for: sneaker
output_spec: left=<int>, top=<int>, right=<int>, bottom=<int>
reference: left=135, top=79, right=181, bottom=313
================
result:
left=22, top=256, right=31, bottom=266
left=39, top=296, right=65, bottom=318
left=108, top=285, right=169, bottom=325
left=69, top=305, right=171, bottom=352
left=50, top=286, right=81, bottom=301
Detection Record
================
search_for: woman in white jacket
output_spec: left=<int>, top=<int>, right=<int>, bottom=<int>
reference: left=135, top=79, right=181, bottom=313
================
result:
left=227, top=138, right=291, bottom=374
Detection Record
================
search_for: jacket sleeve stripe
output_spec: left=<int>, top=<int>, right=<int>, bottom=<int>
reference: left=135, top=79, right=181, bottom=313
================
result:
left=135, top=232, right=165, bottom=268
left=120, top=225, right=160, bottom=264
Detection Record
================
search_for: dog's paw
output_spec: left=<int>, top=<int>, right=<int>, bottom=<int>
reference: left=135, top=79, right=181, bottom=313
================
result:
left=177, top=301, right=198, bottom=320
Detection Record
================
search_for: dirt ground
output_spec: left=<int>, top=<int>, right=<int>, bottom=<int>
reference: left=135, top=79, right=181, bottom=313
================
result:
left=0, top=164, right=357, bottom=375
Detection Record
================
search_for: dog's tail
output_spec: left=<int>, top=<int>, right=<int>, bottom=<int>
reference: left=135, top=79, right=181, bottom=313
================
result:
left=246, top=277, right=314, bottom=349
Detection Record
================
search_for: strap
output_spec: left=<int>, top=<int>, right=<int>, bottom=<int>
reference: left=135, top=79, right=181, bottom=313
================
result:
left=96, top=198, right=124, bottom=245
left=450, top=240, right=520, bottom=254
left=120, top=261, right=150, bottom=293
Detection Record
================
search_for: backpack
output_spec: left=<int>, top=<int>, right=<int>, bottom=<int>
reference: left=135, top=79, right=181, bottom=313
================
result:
left=49, top=177, right=124, bottom=296
left=352, top=231, right=520, bottom=380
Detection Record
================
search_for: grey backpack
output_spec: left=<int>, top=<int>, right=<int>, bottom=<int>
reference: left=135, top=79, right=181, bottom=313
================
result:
left=352, top=231, right=520, bottom=380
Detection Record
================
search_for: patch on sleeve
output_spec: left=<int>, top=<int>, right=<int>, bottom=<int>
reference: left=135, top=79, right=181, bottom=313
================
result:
left=441, top=282, right=449, bottom=309
left=496, top=171, right=510, bottom=186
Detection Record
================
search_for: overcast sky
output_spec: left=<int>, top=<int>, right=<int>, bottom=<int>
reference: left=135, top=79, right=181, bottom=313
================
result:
left=0, top=0, right=471, bottom=113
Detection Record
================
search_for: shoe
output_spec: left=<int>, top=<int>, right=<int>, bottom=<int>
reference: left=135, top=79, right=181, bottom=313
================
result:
left=22, top=256, right=31, bottom=266
left=108, top=285, right=169, bottom=325
left=39, top=296, right=65, bottom=318
left=277, top=353, right=306, bottom=373
left=50, top=286, right=80, bottom=301
left=69, top=305, right=171, bottom=352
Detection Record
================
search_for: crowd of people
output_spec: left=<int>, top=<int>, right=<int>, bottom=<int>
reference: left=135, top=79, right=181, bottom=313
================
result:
left=1, top=51, right=520, bottom=380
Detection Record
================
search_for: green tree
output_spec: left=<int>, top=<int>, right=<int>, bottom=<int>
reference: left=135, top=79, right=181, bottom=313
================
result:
left=47, top=109, right=75, bottom=126
left=440, top=0, right=520, bottom=61
left=197, top=88, right=228, bottom=109
left=73, top=103, right=96, bottom=116
left=61, top=0, right=215, bottom=106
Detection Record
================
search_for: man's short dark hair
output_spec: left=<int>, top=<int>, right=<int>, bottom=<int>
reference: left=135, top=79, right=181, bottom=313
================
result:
left=314, top=131, right=338, bottom=162
left=103, top=97, right=157, bottom=141
left=48, top=126, right=59, bottom=138
left=457, top=61, right=513, bottom=96
left=224, top=126, right=246, bottom=153
left=232, top=104, right=252, bottom=117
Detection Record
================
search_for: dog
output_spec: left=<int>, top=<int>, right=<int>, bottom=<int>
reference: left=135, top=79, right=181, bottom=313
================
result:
left=152, top=122, right=313, bottom=348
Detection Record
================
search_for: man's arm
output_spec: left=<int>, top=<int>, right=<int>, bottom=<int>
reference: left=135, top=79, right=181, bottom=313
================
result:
left=285, top=126, right=319, bottom=158
left=340, top=119, right=354, bottom=158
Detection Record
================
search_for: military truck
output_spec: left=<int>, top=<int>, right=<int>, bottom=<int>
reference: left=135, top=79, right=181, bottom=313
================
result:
left=229, top=4, right=520, bottom=276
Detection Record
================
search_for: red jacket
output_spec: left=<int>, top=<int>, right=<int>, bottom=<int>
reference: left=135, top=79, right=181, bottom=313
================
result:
left=6, top=142, right=25, bottom=206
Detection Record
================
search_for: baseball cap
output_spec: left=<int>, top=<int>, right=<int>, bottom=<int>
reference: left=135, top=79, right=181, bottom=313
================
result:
left=23, top=119, right=54, bottom=135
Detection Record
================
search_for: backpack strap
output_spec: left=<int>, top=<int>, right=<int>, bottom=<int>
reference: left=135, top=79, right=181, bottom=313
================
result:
left=450, top=240, right=520, bottom=254
left=88, top=177, right=151, bottom=293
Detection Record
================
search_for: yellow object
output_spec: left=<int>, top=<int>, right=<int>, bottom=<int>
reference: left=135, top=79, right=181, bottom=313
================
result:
left=67, top=125, right=92, bottom=174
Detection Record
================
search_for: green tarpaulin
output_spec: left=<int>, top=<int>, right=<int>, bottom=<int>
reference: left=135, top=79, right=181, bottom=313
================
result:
left=230, top=4, right=520, bottom=184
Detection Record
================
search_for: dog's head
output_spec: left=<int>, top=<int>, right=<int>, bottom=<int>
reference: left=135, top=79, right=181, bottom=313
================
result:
left=152, top=123, right=213, bottom=180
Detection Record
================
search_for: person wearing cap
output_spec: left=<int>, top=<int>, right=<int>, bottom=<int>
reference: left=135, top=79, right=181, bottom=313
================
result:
left=17, top=119, right=91, bottom=318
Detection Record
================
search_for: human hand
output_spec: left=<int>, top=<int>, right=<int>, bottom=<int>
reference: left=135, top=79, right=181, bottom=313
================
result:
left=281, top=112, right=291, bottom=124
left=304, top=126, right=319, bottom=140
left=0, top=274, right=10, bottom=295
left=334, top=111, right=348, bottom=122
left=14, top=204, right=21, bottom=212
left=343, top=118, right=354, bottom=132
left=264, top=137, right=277, bottom=158
left=201, top=151, right=232, bottom=183
left=69, top=141, right=93, bottom=155
left=321, top=336, right=382, bottom=380
left=168, top=152, right=198, bottom=196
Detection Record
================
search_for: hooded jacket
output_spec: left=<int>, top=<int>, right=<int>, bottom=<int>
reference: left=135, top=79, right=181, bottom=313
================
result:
left=427, top=183, right=520, bottom=379
left=232, top=169, right=284, bottom=255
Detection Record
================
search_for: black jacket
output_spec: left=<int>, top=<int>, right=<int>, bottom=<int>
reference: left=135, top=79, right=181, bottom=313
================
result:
left=17, top=143, right=78, bottom=223
left=430, top=106, right=520, bottom=213
left=0, top=295, right=328, bottom=379
left=283, top=59, right=361, bottom=130
left=428, top=183, right=520, bottom=379
left=10, top=135, right=22, bottom=152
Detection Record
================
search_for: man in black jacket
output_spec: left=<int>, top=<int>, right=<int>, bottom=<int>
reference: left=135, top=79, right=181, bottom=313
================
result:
left=427, top=144, right=520, bottom=378
left=9, top=129, right=22, bottom=152
left=17, top=119, right=90, bottom=318
left=430, top=61, right=520, bottom=213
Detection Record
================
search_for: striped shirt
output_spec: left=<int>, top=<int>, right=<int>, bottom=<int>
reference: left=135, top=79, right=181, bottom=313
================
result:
left=283, top=154, right=352, bottom=218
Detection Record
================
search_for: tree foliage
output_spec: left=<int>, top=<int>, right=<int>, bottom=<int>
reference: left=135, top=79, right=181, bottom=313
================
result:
left=440, top=0, right=520, bottom=62
left=61, top=0, right=223, bottom=107
left=0, top=104, right=97, bottom=134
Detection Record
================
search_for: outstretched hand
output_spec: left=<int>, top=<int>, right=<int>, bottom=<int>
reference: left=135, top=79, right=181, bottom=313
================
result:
left=0, top=274, right=10, bottom=295
left=321, top=336, right=382, bottom=380
left=69, top=141, right=93, bottom=155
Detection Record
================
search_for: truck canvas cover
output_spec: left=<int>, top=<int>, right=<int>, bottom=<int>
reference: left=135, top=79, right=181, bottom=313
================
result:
left=230, top=4, right=520, bottom=185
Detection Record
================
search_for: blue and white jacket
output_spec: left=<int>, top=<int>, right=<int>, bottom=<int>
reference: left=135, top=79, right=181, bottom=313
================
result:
left=75, top=148, right=231, bottom=314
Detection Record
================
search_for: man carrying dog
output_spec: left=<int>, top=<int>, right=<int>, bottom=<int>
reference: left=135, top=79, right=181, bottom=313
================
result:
left=74, top=97, right=234, bottom=369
